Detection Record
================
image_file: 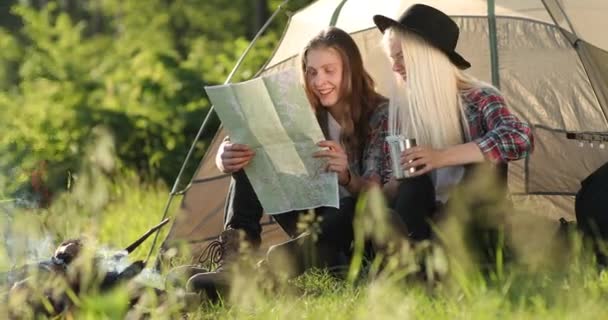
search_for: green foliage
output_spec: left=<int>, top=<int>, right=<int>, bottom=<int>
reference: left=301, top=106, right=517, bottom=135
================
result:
left=0, top=0, right=314, bottom=200
left=0, top=28, right=21, bottom=89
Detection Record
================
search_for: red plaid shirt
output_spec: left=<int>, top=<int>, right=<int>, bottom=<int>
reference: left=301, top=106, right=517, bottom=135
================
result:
left=463, top=86, right=534, bottom=163
left=361, top=86, right=534, bottom=184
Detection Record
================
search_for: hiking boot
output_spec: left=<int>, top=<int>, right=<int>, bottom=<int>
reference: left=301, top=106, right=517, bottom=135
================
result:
left=164, top=230, right=240, bottom=289
left=185, top=229, right=259, bottom=298
left=197, top=228, right=259, bottom=272
left=165, top=265, right=209, bottom=289
left=186, top=271, right=227, bottom=302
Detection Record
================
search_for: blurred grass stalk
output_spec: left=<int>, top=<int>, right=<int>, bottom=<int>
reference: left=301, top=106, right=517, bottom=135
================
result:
left=3, top=133, right=608, bottom=318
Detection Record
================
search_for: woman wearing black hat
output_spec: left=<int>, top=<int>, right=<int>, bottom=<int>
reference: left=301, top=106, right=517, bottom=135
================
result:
left=373, top=4, right=534, bottom=240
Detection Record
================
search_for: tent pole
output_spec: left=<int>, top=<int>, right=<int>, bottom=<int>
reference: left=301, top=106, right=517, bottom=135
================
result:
left=145, top=0, right=293, bottom=264
left=329, top=0, right=348, bottom=26
left=486, top=0, right=510, bottom=188
left=487, top=0, right=500, bottom=89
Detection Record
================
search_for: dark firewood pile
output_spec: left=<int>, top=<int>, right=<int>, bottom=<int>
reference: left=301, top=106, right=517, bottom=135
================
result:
left=2, top=219, right=177, bottom=318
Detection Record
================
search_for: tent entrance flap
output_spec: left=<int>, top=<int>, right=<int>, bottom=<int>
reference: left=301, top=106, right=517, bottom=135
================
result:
left=577, top=41, right=608, bottom=125
left=542, top=0, right=608, bottom=125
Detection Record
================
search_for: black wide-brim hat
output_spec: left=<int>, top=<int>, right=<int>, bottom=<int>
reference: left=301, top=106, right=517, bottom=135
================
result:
left=373, top=4, right=471, bottom=69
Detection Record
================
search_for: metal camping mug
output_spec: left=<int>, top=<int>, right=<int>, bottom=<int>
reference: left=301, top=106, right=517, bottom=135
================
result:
left=385, top=135, right=417, bottom=179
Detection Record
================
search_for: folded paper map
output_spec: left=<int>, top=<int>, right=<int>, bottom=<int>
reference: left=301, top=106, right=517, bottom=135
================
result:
left=205, top=69, right=339, bottom=214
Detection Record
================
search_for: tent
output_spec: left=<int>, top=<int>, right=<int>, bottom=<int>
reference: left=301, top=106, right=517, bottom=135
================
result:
left=158, top=0, right=608, bottom=262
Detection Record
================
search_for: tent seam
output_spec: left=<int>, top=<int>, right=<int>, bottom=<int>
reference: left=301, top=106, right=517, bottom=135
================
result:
left=264, top=15, right=561, bottom=71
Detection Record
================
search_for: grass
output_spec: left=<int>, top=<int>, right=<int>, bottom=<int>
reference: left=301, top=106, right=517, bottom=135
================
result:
left=2, top=160, right=608, bottom=319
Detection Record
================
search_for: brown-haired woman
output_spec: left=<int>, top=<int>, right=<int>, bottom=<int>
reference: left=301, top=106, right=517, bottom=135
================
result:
left=188, top=27, right=391, bottom=288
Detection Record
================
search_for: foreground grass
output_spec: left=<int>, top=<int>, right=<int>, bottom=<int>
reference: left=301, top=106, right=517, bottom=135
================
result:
left=2, top=170, right=608, bottom=319
left=188, top=268, right=608, bottom=320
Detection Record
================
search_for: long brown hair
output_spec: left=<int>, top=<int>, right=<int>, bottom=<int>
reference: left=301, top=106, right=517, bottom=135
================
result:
left=301, top=27, right=386, bottom=162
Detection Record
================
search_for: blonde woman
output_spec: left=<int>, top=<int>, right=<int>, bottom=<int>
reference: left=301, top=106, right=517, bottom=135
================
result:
left=373, top=4, right=534, bottom=240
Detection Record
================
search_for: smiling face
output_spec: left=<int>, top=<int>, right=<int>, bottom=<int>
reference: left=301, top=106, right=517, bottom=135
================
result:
left=304, top=47, right=344, bottom=108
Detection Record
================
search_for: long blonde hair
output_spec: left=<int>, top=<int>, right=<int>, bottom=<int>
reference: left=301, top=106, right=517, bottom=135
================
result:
left=383, top=28, right=488, bottom=149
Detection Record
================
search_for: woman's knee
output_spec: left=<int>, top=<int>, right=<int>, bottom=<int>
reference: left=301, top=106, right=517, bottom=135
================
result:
left=393, top=175, right=436, bottom=212
left=396, top=175, right=434, bottom=198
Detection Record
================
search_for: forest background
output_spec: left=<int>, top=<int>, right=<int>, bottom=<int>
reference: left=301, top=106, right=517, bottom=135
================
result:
left=0, top=0, right=313, bottom=204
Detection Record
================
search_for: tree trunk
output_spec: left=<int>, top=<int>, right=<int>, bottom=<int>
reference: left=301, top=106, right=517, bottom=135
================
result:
left=0, top=0, right=21, bottom=32
left=251, top=0, right=269, bottom=39
left=37, top=0, right=48, bottom=9
left=59, top=0, right=80, bottom=21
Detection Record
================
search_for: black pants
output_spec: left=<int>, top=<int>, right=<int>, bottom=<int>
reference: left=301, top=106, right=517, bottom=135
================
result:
left=576, top=162, right=608, bottom=265
left=391, top=174, right=438, bottom=241
left=224, top=170, right=355, bottom=258
left=223, top=170, right=265, bottom=247
left=225, top=169, right=439, bottom=239
left=390, top=164, right=511, bottom=242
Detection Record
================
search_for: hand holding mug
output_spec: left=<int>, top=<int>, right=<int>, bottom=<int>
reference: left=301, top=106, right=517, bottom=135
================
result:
left=401, top=146, right=446, bottom=176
